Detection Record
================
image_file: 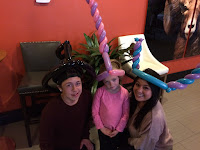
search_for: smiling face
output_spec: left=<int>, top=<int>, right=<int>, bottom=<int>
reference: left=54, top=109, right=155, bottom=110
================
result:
left=133, top=78, right=152, bottom=103
left=103, top=75, right=120, bottom=93
left=58, top=76, right=82, bottom=106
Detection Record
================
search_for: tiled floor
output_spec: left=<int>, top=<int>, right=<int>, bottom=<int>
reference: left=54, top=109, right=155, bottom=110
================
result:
left=162, top=80, right=200, bottom=150
left=0, top=80, right=200, bottom=150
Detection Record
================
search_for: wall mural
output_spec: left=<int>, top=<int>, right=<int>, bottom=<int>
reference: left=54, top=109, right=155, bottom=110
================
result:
left=145, top=0, right=200, bottom=61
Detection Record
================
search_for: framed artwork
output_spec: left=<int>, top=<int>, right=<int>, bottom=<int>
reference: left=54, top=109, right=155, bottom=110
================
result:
left=144, top=0, right=200, bottom=62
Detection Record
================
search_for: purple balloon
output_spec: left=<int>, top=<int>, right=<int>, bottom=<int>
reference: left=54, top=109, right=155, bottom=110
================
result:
left=104, top=44, right=109, bottom=53
left=185, top=74, right=200, bottom=79
left=98, top=30, right=106, bottom=43
left=97, top=22, right=104, bottom=37
left=134, top=41, right=142, bottom=50
left=102, top=52, right=112, bottom=71
left=139, top=38, right=144, bottom=42
left=96, top=16, right=102, bottom=29
left=96, top=71, right=109, bottom=81
left=91, top=2, right=98, bottom=16
left=167, top=81, right=188, bottom=89
left=132, top=53, right=140, bottom=62
left=86, top=0, right=89, bottom=4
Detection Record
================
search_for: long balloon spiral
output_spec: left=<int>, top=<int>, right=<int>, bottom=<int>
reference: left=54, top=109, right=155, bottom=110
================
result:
left=132, top=38, right=143, bottom=69
left=86, top=0, right=112, bottom=72
left=131, top=38, right=200, bottom=93
left=167, top=65, right=200, bottom=91
left=86, top=0, right=125, bottom=81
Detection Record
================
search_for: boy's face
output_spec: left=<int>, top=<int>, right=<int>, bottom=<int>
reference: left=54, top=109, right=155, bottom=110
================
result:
left=103, top=75, right=120, bottom=93
left=58, top=76, right=82, bottom=105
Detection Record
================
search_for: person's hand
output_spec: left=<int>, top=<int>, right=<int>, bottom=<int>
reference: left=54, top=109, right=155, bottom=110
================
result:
left=109, top=130, right=119, bottom=138
left=80, top=139, right=94, bottom=150
left=100, top=127, right=112, bottom=136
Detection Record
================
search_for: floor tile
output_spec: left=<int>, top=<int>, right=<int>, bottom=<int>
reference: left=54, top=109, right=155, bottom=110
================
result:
left=179, top=133, right=200, bottom=150
left=177, top=110, right=200, bottom=134
left=173, top=143, right=188, bottom=150
left=166, top=119, right=194, bottom=144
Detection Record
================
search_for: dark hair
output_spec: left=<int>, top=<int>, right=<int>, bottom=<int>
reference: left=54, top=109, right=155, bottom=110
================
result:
left=52, top=67, right=82, bottom=86
left=130, top=68, right=161, bottom=129
left=42, top=60, right=96, bottom=92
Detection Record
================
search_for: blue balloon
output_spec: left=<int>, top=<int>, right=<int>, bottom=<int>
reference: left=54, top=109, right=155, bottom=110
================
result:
left=132, top=59, right=140, bottom=68
left=191, top=68, right=200, bottom=74
left=133, top=47, right=142, bottom=56
left=177, top=78, right=194, bottom=84
left=132, top=68, right=168, bottom=90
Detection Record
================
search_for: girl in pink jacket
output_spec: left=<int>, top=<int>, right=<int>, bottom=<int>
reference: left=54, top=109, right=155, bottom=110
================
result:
left=92, top=59, right=130, bottom=150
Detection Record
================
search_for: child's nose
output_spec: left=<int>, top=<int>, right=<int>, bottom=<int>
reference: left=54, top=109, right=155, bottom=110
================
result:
left=110, top=82, right=114, bottom=87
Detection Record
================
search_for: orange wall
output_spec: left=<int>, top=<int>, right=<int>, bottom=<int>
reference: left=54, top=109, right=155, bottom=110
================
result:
left=0, top=0, right=148, bottom=112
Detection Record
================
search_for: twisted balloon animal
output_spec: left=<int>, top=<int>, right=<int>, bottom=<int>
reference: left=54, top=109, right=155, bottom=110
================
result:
left=86, top=0, right=125, bottom=81
left=131, top=38, right=200, bottom=93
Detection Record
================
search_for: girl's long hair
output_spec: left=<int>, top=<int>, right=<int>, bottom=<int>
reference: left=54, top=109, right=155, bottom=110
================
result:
left=130, top=68, right=161, bottom=129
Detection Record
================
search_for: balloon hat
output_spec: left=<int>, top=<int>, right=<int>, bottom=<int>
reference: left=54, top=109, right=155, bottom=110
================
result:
left=85, top=0, right=125, bottom=81
left=131, top=38, right=200, bottom=93
left=42, top=40, right=96, bottom=91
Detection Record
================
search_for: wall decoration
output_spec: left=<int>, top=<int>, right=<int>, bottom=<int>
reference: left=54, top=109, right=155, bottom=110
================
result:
left=144, top=0, right=200, bottom=61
